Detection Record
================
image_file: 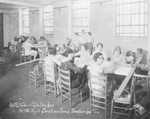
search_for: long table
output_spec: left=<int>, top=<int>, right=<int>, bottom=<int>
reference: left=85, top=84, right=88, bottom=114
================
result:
left=113, top=57, right=142, bottom=100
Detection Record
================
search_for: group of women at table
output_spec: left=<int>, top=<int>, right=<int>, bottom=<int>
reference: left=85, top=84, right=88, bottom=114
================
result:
left=10, top=35, right=50, bottom=60
left=11, top=33, right=144, bottom=97
left=38, top=36, right=144, bottom=97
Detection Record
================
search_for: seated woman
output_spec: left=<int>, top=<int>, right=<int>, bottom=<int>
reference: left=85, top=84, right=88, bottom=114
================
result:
left=61, top=50, right=87, bottom=88
left=88, top=52, right=104, bottom=76
left=126, top=50, right=135, bottom=66
left=74, top=43, right=91, bottom=66
left=20, top=35, right=26, bottom=44
left=111, top=46, right=127, bottom=67
left=91, top=43, right=108, bottom=61
left=53, top=44, right=61, bottom=54
left=38, top=37, right=50, bottom=58
left=31, top=36, right=37, bottom=45
left=44, top=47, right=57, bottom=81
left=70, top=32, right=80, bottom=51
left=62, top=44, right=76, bottom=57
left=22, top=37, right=38, bottom=60
left=87, top=52, right=112, bottom=96
left=38, top=36, right=48, bottom=46
left=63, top=37, right=72, bottom=49
left=135, top=48, right=143, bottom=62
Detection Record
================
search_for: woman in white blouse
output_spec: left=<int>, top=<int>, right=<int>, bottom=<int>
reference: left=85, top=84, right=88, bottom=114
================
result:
left=22, top=37, right=37, bottom=60
left=74, top=43, right=91, bottom=66
left=88, top=52, right=112, bottom=96
left=111, top=46, right=127, bottom=67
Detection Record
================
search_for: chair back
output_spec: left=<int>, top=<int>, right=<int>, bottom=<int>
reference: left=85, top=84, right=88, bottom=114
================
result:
left=10, top=44, right=16, bottom=53
left=90, top=73, right=107, bottom=97
left=59, top=67, right=71, bottom=98
left=43, top=60, right=55, bottom=82
left=132, top=73, right=150, bottom=117
left=21, top=47, right=25, bottom=56
left=89, top=73, right=108, bottom=112
left=132, top=73, right=149, bottom=104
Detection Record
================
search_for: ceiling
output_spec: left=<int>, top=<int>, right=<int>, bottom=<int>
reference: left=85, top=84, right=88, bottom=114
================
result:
left=0, top=0, right=55, bottom=11
left=0, top=0, right=69, bottom=13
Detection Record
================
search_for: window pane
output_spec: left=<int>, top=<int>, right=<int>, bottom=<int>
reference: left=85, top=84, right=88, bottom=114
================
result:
left=44, top=13, right=50, bottom=19
left=124, top=26, right=130, bottom=33
left=44, top=5, right=53, bottom=12
left=116, top=0, right=148, bottom=37
left=72, top=0, right=89, bottom=34
left=131, top=14, right=139, bottom=25
left=23, top=8, right=29, bottom=15
left=23, top=21, right=29, bottom=27
left=124, top=4, right=131, bottom=14
left=131, top=3, right=140, bottom=14
left=43, top=5, right=53, bottom=34
left=123, top=15, right=130, bottom=25
left=131, top=26, right=139, bottom=33
left=22, top=8, right=29, bottom=34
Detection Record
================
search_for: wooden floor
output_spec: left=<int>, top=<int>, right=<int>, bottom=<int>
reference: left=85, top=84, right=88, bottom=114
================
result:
left=0, top=62, right=129, bottom=119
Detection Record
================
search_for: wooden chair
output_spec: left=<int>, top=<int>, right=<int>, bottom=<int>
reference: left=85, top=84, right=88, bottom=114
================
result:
left=58, top=67, right=85, bottom=108
left=43, top=61, right=58, bottom=97
left=29, top=61, right=44, bottom=91
left=110, top=81, right=133, bottom=119
left=132, top=73, right=150, bottom=119
left=16, top=43, right=22, bottom=60
left=89, top=73, right=111, bottom=119
left=110, top=57, right=143, bottom=119
left=20, top=47, right=32, bottom=62
left=10, top=44, right=16, bottom=60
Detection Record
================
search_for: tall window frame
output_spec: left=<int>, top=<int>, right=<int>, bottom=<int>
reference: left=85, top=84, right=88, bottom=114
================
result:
left=22, top=8, right=29, bottom=34
left=72, top=0, right=90, bottom=35
left=115, top=0, right=148, bottom=37
left=43, top=5, right=53, bottom=35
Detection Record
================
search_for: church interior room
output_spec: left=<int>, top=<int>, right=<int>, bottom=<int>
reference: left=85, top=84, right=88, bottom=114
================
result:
left=0, top=0, right=150, bottom=119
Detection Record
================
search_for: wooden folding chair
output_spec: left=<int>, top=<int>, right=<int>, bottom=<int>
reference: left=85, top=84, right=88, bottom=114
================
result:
left=132, top=73, right=150, bottom=119
left=58, top=67, right=84, bottom=108
left=43, top=61, right=58, bottom=97
left=110, top=82, right=133, bottom=119
left=89, top=73, right=111, bottom=119
left=29, top=61, right=44, bottom=91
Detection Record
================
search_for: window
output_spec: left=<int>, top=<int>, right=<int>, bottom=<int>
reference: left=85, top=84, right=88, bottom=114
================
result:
left=22, top=8, right=29, bottom=34
left=116, top=0, right=148, bottom=37
left=72, top=0, right=89, bottom=35
left=43, top=5, right=53, bottom=35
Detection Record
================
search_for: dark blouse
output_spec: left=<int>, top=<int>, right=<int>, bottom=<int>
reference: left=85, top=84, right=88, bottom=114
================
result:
left=61, top=60, right=87, bottom=88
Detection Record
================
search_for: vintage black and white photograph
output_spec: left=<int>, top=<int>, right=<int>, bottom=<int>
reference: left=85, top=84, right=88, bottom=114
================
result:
left=0, top=0, right=150, bottom=119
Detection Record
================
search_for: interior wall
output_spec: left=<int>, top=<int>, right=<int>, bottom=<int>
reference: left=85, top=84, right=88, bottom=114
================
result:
left=9, top=13, right=19, bottom=41
left=90, top=2, right=113, bottom=56
left=3, top=14, right=9, bottom=47
left=53, top=7, right=68, bottom=46
left=3, top=13, right=19, bottom=47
